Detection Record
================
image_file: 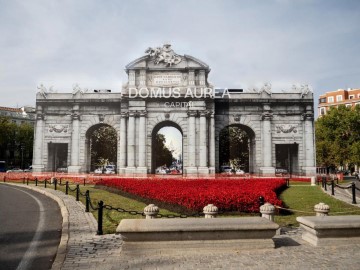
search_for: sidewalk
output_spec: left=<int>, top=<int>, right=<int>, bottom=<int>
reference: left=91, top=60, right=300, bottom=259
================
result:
left=16, top=184, right=360, bottom=270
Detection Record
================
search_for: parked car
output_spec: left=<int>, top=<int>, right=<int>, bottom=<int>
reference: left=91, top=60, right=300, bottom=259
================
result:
left=24, top=165, right=32, bottom=172
left=220, top=166, right=232, bottom=173
left=235, top=169, right=245, bottom=175
left=6, top=168, right=23, bottom=173
left=56, top=167, right=68, bottom=173
left=94, top=168, right=103, bottom=174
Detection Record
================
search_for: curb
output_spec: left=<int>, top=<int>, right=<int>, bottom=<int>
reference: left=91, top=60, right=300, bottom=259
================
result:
left=1, top=183, right=69, bottom=270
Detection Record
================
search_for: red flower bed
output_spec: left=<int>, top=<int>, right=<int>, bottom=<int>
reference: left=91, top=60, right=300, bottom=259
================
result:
left=99, top=178, right=286, bottom=212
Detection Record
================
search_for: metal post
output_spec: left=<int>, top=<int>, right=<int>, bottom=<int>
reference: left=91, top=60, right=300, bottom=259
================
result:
left=352, top=182, right=357, bottom=204
left=85, top=190, right=90, bottom=212
left=65, top=181, right=69, bottom=195
left=97, top=201, right=104, bottom=235
left=331, top=180, right=334, bottom=195
left=35, top=178, right=37, bottom=186
left=45, top=179, right=47, bottom=188
left=259, top=196, right=265, bottom=216
left=54, top=178, right=57, bottom=190
left=83, top=178, right=86, bottom=186
left=324, top=179, right=327, bottom=191
left=76, top=184, right=80, bottom=201
left=59, top=178, right=62, bottom=185
left=26, top=178, right=29, bottom=185
left=3, top=176, right=5, bottom=182
left=23, top=178, right=25, bottom=184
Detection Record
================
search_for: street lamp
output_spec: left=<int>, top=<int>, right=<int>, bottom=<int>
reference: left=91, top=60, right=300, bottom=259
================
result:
left=20, top=144, right=25, bottom=170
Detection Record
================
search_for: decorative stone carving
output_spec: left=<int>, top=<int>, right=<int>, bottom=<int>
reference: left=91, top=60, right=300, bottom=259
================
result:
left=139, top=110, right=147, bottom=117
left=260, top=202, right=275, bottom=222
left=144, top=204, right=159, bottom=219
left=233, top=114, right=241, bottom=122
left=276, top=124, right=298, bottom=133
left=120, top=112, right=128, bottom=118
left=145, top=44, right=182, bottom=67
left=99, top=114, right=105, bottom=123
left=314, top=202, right=330, bottom=216
left=260, top=82, right=272, bottom=95
left=187, top=110, right=198, bottom=117
left=203, top=204, right=218, bottom=218
left=49, top=124, right=69, bottom=133
left=165, top=113, right=170, bottom=119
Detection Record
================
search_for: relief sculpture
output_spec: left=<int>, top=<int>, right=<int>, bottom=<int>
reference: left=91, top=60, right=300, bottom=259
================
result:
left=49, top=124, right=69, bottom=134
left=276, top=124, right=297, bottom=133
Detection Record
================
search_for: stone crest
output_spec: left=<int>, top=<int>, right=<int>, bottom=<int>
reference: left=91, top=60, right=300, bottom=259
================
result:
left=49, top=124, right=69, bottom=133
left=145, top=44, right=182, bottom=66
left=276, top=124, right=297, bottom=133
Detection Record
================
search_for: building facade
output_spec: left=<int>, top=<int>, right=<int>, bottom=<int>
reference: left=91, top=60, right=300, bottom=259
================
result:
left=318, top=88, right=360, bottom=116
left=32, top=45, right=316, bottom=176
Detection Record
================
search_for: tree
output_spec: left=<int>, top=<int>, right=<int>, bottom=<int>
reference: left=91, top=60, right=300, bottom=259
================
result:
left=0, top=116, right=34, bottom=168
left=315, top=105, right=360, bottom=171
left=90, top=125, right=117, bottom=170
left=219, top=126, right=249, bottom=171
left=154, top=133, right=173, bottom=168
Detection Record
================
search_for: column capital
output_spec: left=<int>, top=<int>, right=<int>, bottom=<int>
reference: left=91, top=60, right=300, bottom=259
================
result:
left=261, top=112, right=273, bottom=121
left=302, top=112, right=314, bottom=121
left=200, top=110, right=209, bottom=117
left=72, top=113, right=80, bottom=120
left=139, top=110, right=147, bottom=117
left=187, top=110, right=198, bottom=117
left=120, top=111, right=128, bottom=118
left=36, top=113, right=45, bottom=120
left=128, top=111, right=137, bottom=117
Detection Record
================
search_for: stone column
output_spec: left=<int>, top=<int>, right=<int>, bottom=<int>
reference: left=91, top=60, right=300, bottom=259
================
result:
left=119, top=112, right=127, bottom=174
left=198, top=111, right=209, bottom=175
left=303, top=109, right=316, bottom=176
left=203, top=204, right=218, bottom=218
left=137, top=110, right=147, bottom=174
left=209, top=111, right=216, bottom=174
left=260, top=106, right=275, bottom=176
left=32, top=109, right=45, bottom=172
left=126, top=111, right=136, bottom=174
left=68, top=105, right=81, bottom=173
left=186, top=110, right=197, bottom=175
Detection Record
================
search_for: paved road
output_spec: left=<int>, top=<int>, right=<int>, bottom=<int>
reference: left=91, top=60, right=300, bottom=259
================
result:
left=0, top=184, right=62, bottom=270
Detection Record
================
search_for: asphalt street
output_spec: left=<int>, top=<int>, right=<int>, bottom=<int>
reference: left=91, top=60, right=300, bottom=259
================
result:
left=0, top=184, right=62, bottom=270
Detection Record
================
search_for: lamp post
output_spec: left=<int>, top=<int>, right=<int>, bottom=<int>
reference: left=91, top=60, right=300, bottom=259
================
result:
left=20, top=144, right=25, bottom=170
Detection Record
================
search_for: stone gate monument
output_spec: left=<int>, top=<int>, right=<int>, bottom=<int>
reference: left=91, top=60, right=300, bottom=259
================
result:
left=32, top=44, right=315, bottom=176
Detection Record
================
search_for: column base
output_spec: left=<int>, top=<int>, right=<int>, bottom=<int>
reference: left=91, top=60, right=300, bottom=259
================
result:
left=198, top=167, right=210, bottom=176
left=208, top=167, right=216, bottom=175
left=118, top=168, right=126, bottom=175
left=125, top=167, right=136, bottom=176
left=136, top=167, right=148, bottom=175
left=68, top=166, right=82, bottom=173
left=302, top=166, right=316, bottom=177
left=32, top=164, right=45, bottom=172
left=184, top=167, right=198, bottom=176
left=260, top=167, right=275, bottom=176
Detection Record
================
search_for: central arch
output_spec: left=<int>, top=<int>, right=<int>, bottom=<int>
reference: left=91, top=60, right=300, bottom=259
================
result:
left=218, top=124, right=255, bottom=173
left=151, top=121, right=183, bottom=175
left=85, top=123, right=118, bottom=173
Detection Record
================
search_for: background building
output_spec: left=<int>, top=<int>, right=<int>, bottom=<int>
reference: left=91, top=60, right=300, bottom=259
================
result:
left=318, top=88, right=360, bottom=116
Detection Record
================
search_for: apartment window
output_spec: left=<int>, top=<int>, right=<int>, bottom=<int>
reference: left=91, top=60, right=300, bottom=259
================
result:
left=349, top=95, right=354, bottom=99
left=328, top=96, right=334, bottom=103
left=336, top=95, right=343, bottom=102
left=319, top=97, right=326, bottom=103
left=320, top=107, right=326, bottom=115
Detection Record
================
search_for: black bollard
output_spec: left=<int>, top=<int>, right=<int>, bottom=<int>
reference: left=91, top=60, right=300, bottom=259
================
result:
left=45, top=179, right=47, bottom=188
left=54, top=178, right=57, bottom=190
left=85, top=190, right=90, bottom=212
left=26, top=178, right=29, bottom=185
left=35, top=178, right=38, bottom=186
left=331, top=180, right=334, bottom=196
left=83, top=178, right=86, bottom=186
left=65, top=181, right=69, bottom=195
left=23, top=178, right=25, bottom=184
left=76, top=184, right=80, bottom=201
left=97, top=201, right=104, bottom=235
left=352, top=182, right=357, bottom=204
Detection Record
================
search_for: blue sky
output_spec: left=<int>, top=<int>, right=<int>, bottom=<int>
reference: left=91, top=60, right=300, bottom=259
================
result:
left=1, top=0, right=360, bottom=109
